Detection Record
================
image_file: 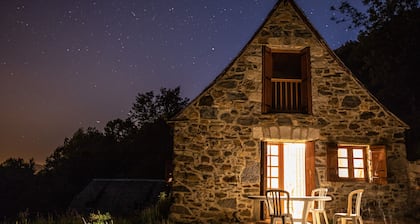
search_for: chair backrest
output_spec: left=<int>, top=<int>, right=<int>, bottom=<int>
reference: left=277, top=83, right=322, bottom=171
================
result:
left=311, top=187, right=328, bottom=209
left=346, top=189, right=364, bottom=216
left=266, top=189, right=291, bottom=217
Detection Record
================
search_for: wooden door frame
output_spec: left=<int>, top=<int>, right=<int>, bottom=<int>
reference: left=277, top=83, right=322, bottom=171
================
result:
left=261, top=141, right=315, bottom=194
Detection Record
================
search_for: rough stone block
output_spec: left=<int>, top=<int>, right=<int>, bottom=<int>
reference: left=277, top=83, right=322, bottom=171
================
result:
left=269, top=126, right=280, bottom=139
left=241, top=161, right=260, bottom=183
left=308, top=128, right=320, bottom=140
left=279, top=126, right=292, bottom=139
left=292, top=128, right=301, bottom=139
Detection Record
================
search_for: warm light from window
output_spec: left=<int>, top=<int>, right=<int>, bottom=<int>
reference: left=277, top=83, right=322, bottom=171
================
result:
left=353, top=148, right=364, bottom=178
left=338, top=146, right=365, bottom=179
left=267, top=144, right=279, bottom=189
left=353, top=149, right=363, bottom=158
left=338, top=148, right=349, bottom=178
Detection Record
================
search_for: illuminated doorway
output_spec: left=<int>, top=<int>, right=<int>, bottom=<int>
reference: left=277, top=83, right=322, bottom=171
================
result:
left=263, top=142, right=315, bottom=219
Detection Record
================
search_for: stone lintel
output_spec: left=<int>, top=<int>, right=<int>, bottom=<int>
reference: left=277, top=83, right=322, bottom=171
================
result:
left=252, top=126, right=320, bottom=141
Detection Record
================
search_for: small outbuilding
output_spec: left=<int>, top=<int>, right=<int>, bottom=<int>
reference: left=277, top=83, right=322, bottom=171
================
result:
left=69, top=179, right=166, bottom=215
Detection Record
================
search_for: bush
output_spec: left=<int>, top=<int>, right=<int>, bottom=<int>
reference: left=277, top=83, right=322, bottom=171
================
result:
left=135, top=192, right=173, bottom=224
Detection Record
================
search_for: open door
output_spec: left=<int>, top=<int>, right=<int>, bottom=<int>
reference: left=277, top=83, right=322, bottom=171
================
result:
left=261, top=141, right=315, bottom=218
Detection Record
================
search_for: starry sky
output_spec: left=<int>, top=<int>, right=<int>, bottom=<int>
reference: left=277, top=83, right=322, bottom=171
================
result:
left=0, top=0, right=364, bottom=163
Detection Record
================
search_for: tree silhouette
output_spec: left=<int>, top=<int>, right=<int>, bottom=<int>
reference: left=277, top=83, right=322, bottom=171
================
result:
left=130, top=86, right=189, bottom=128
left=331, top=0, right=419, bottom=32
left=333, top=0, right=420, bottom=160
left=0, top=158, right=36, bottom=217
left=104, top=118, right=137, bottom=143
left=28, top=86, right=190, bottom=214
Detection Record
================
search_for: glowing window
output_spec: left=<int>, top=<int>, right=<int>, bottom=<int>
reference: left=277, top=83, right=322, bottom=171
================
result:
left=328, top=144, right=387, bottom=184
left=267, top=144, right=280, bottom=189
left=337, top=146, right=366, bottom=180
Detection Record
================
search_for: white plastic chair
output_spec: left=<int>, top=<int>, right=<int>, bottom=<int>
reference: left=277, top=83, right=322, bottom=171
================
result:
left=266, top=190, right=294, bottom=224
left=333, top=189, right=364, bottom=224
left=308, top=188, right=329, bottom=224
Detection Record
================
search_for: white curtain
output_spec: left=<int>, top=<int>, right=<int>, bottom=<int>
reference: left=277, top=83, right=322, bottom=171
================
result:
left=283, top=143, right=306, bottom=218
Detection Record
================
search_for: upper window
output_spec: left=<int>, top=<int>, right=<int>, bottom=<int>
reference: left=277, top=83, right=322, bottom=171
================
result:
left=262, top=46, right=311, bottom=114
left=327, top=144, right=387, bottom=184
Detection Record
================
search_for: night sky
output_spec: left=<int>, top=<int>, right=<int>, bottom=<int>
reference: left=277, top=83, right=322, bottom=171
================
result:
left=0, top=0, right=364, bottom=163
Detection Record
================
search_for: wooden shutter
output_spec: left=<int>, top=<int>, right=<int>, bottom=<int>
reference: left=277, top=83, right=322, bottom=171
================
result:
left=326, top=142, right=338, bottom=181
left=262, top=46, right=273, bottom=113
left=260, top=141, right=267, bottom=195
left=305, top=141, right=315, bottom=195
left=370, top=145, right=388, bottom=185
left=300, top=47, right=311, bottom=114
left=260, top=142, right=267, bottom=220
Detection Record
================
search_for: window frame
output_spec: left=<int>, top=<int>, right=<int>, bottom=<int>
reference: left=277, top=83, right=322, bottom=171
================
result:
left=336, top=145, right=368, bottom=181
left=327, top=143, right=387, bottom=184
left=265, top=143, right=284, bottom=190
left=262, top=46, right=312, bottom=114
left=261, top=141, right=315, bottom=195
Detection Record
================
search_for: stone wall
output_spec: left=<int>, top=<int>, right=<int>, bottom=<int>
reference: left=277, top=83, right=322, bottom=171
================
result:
left=407, top=160, right=420, bottom=220
left=408, top=160, right=420, bottom=190
left=170, top=2, right=410, bottom=223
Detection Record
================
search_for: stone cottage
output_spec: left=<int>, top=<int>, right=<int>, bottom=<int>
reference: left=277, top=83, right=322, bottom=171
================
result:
left=169, top=0, right=411, bottom=223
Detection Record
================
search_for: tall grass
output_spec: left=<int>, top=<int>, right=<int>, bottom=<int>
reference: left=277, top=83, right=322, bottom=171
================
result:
left=9, top=192, right=173, bottom=224
left=134, top=192, right=173, bottom=224
left=10, top=209, right=83, bottom=224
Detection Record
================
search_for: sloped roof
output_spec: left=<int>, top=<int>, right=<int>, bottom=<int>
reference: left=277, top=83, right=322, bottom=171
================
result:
left=171, top=0, right=408, bottom=128
left=69, top=179, right=166, bottom=215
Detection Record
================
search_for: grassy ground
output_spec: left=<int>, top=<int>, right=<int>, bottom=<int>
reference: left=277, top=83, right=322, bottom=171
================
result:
left=7, top=192, right=173, bottom=224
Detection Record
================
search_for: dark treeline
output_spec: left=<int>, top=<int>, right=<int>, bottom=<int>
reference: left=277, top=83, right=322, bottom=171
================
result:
left=0, top=87, right=189, bottom=219
left=332, top=0, right=420, bottom=160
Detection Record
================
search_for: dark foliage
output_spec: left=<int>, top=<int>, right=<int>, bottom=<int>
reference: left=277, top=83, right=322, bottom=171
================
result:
left=0, top=87, right=189, bottom=218
left=0, top=158, right=36, bottom=217
left=130, top=86, right=189, bottom=128
left=333, top=1, right=420, bottom=160
left=331, top=0, right=419, bottom=32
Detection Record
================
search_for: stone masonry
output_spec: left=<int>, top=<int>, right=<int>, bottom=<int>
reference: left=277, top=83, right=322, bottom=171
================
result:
left=170, top=1, right=411, bottom=223
left=407, top=161, right=420, bottom=220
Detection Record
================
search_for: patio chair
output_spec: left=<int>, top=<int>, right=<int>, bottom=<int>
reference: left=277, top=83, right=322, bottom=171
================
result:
left=333, top=189, right=364, bottom=224
left=308, top=188, right=329, bottom=224
left=266, top=189, right=294, bottom=224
